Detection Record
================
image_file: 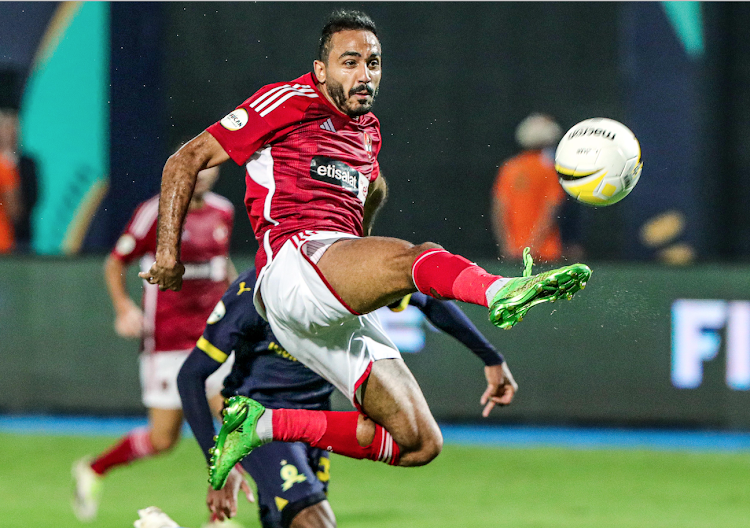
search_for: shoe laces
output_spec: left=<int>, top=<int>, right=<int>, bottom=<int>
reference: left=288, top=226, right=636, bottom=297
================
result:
left=522, top=247, right=534, bottom=278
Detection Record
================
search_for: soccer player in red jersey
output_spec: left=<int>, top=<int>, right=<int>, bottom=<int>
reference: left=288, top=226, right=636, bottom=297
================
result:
left=140, top=10, right=590, bottom=490
left=73, top=167, right=236, bottom=522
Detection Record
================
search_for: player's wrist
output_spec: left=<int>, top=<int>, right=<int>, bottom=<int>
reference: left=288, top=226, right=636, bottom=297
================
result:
left=475, top=348, right=504, bottom=366
left=154, top=251, right=180, bottom=269
left=114, top=297, right=138, bottom=315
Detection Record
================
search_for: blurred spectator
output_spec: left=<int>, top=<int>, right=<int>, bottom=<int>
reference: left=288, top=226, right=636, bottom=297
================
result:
left=0, top=144, right=20, bottom=254
left=0, top=109, right=38, bottom=252
left=491, top=113, right=565, bottom=262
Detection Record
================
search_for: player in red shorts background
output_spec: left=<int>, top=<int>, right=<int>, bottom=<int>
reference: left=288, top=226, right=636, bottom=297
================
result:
left=73, top=166, right=236, bottom=522
left=140, top=10, right=590, bottom=490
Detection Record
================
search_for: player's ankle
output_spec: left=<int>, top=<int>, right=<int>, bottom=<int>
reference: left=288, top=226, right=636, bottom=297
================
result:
left=255, top=409, right=274, bottom=443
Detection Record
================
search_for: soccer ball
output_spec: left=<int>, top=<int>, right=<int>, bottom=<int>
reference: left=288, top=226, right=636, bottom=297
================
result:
left=554, top=118, right=642, bottom=206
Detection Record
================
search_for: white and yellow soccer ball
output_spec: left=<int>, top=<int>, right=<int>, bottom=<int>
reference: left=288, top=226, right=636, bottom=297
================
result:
left=554, top=117, right=642, bottom=206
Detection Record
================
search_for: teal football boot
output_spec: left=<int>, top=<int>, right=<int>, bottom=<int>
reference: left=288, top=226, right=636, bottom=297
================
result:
left=209, top=395, right=267, bottom=490
left=489, top=247, right=592, bottom=330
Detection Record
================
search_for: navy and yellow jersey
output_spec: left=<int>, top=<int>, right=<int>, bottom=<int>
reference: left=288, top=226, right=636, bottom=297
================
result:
left=243, top=442, right=329, bottom=528
left=177, top=267, right=334, bottom=464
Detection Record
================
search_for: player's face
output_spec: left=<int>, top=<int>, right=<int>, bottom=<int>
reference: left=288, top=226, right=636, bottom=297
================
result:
left=315, top=30, right=382, bottom=117
left=194, top=166, right=219, bottom=197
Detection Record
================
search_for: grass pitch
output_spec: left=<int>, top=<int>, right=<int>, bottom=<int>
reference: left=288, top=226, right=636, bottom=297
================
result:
left=2, top=432, right=750, bottom=528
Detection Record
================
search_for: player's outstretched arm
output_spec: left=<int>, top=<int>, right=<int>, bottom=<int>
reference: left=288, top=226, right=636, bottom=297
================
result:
left=177, top=349, right=224, bottom=462
left=410, top=293, right=517, bottom=415
left=139, top=131, right=230, bottom=291
left=363, top=171, right=387, bottom=236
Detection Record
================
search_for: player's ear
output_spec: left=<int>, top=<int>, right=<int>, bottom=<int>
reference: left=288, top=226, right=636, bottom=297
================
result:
left=313, top=60, right=326, bottom=84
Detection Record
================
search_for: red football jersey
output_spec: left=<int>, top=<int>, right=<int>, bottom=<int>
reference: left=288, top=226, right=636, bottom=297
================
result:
left=206, top=72, right=382, bottom=274
left=112, top=193, right=234, bottom=353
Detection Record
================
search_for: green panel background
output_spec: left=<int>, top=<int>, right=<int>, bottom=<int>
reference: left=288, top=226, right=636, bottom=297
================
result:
left=2, top=257, right=750, bottom=428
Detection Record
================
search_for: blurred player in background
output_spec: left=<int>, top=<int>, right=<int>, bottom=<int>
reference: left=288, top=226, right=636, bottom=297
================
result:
left=72, top=166, right=236, bottom=522
left=177, top=267, right=509, bottom=528
left=0, top=145, right=20, bottom=254
left=140, top=9, right=590, bottom=491
left=491, top=113, right=565, bottom=262
left=0, top=108, right=37, bottom=252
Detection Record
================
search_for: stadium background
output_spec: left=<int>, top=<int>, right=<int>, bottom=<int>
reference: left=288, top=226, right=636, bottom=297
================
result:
left=3, top=1, right=750, bottom=426
left=3, top=3, right=750, bottom=527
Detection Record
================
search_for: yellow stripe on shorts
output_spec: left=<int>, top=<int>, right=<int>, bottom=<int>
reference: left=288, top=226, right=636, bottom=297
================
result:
left=196, top=337, right=228, bottom=363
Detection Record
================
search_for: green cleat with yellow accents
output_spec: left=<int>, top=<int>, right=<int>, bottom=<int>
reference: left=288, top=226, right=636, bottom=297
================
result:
left=208, top=395, right=267, bottom=490
left=489, top=247, right=592, bottom=330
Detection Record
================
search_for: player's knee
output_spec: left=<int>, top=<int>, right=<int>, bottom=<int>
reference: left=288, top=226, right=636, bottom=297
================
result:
left=290, top=500, right=336, bottom=528
left=413, top=428, right=443, bottom=466
left=398, top=422, right=443, bottom=466
left=149, top=431, right=180, bottom=453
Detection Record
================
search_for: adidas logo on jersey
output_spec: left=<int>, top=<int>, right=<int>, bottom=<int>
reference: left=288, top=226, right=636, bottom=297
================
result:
left=320, top=118, right=336, bottom=133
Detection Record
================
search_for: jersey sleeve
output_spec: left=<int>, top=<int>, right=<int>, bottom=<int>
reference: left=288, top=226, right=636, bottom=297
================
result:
left=206, top=83, right=319, bottom=166
left=111, top=198, right=158, bottom=265
left=196, top=269, right=262, bottom=364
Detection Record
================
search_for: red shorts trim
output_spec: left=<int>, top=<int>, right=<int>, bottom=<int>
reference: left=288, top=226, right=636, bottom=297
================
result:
left=353, top=361, right=373, bottom=412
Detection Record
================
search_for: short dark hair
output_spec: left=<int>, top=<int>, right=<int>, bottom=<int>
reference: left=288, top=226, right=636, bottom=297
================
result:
left=318, top=10, right=378, bottom=63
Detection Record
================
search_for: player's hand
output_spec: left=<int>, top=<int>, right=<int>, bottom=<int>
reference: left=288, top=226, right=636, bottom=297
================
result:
left=115, top=300, right=143, bottom=338
left=138, top=258, right=185, bottom=292
left=206, top=465, right=254, bottom=521
left=480, top=362, right=518, bottom=417
left=133, top=506, right=180, bottom=528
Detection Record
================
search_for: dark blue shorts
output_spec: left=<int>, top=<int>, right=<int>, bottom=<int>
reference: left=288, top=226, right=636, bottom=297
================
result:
left=240, top=441, right=330, bottom=528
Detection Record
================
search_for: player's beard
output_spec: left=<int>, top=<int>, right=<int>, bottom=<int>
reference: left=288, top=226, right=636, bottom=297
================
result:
left=328, top=78, right=378, bottom=117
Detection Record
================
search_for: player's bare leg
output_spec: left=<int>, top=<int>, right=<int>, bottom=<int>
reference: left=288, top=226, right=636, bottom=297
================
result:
left=315, top=236, right=434, bottom=314
left=356, top=358, right=442, bottom=467
left=74, top=408, right=182, bottom=521
left=291, top=501, right=336, bottom=528
left=208, top=361, right=442, bottom=488
left=148, top=408, right=183, bottom=452
left=317, top=235, right=591, bottom=329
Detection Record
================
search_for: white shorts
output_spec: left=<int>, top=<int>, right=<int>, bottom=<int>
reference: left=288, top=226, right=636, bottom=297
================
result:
left=256, top=231, right=402, bottom=407
left=139, top=350, right=235, bottom=410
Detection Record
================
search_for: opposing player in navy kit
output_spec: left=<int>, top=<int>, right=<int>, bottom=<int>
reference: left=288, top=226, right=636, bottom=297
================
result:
left=141, top=9, right=590, bottom=491
left=177, top=267, right=508, bottom=528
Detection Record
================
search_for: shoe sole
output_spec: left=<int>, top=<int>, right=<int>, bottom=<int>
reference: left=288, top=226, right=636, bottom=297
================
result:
left=209, top=397, right=264, bottom=490
left=490, top=264, right=592, bottom=330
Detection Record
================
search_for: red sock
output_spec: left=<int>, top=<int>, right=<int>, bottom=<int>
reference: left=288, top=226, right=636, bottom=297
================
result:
left=90, top=427, right=155, bottom=475
left=411, top=249, right=501, bottom=307
left=272, top=409, right=400, bottom=465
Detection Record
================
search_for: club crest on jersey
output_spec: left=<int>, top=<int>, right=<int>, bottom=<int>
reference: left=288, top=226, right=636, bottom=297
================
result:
left=363, top=132, right=373, bottom=160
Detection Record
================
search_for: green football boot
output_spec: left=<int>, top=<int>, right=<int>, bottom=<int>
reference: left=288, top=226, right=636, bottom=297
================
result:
left=489, top=247, right=592, bottom=330
left=209, top=395, right=267, bottom=490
